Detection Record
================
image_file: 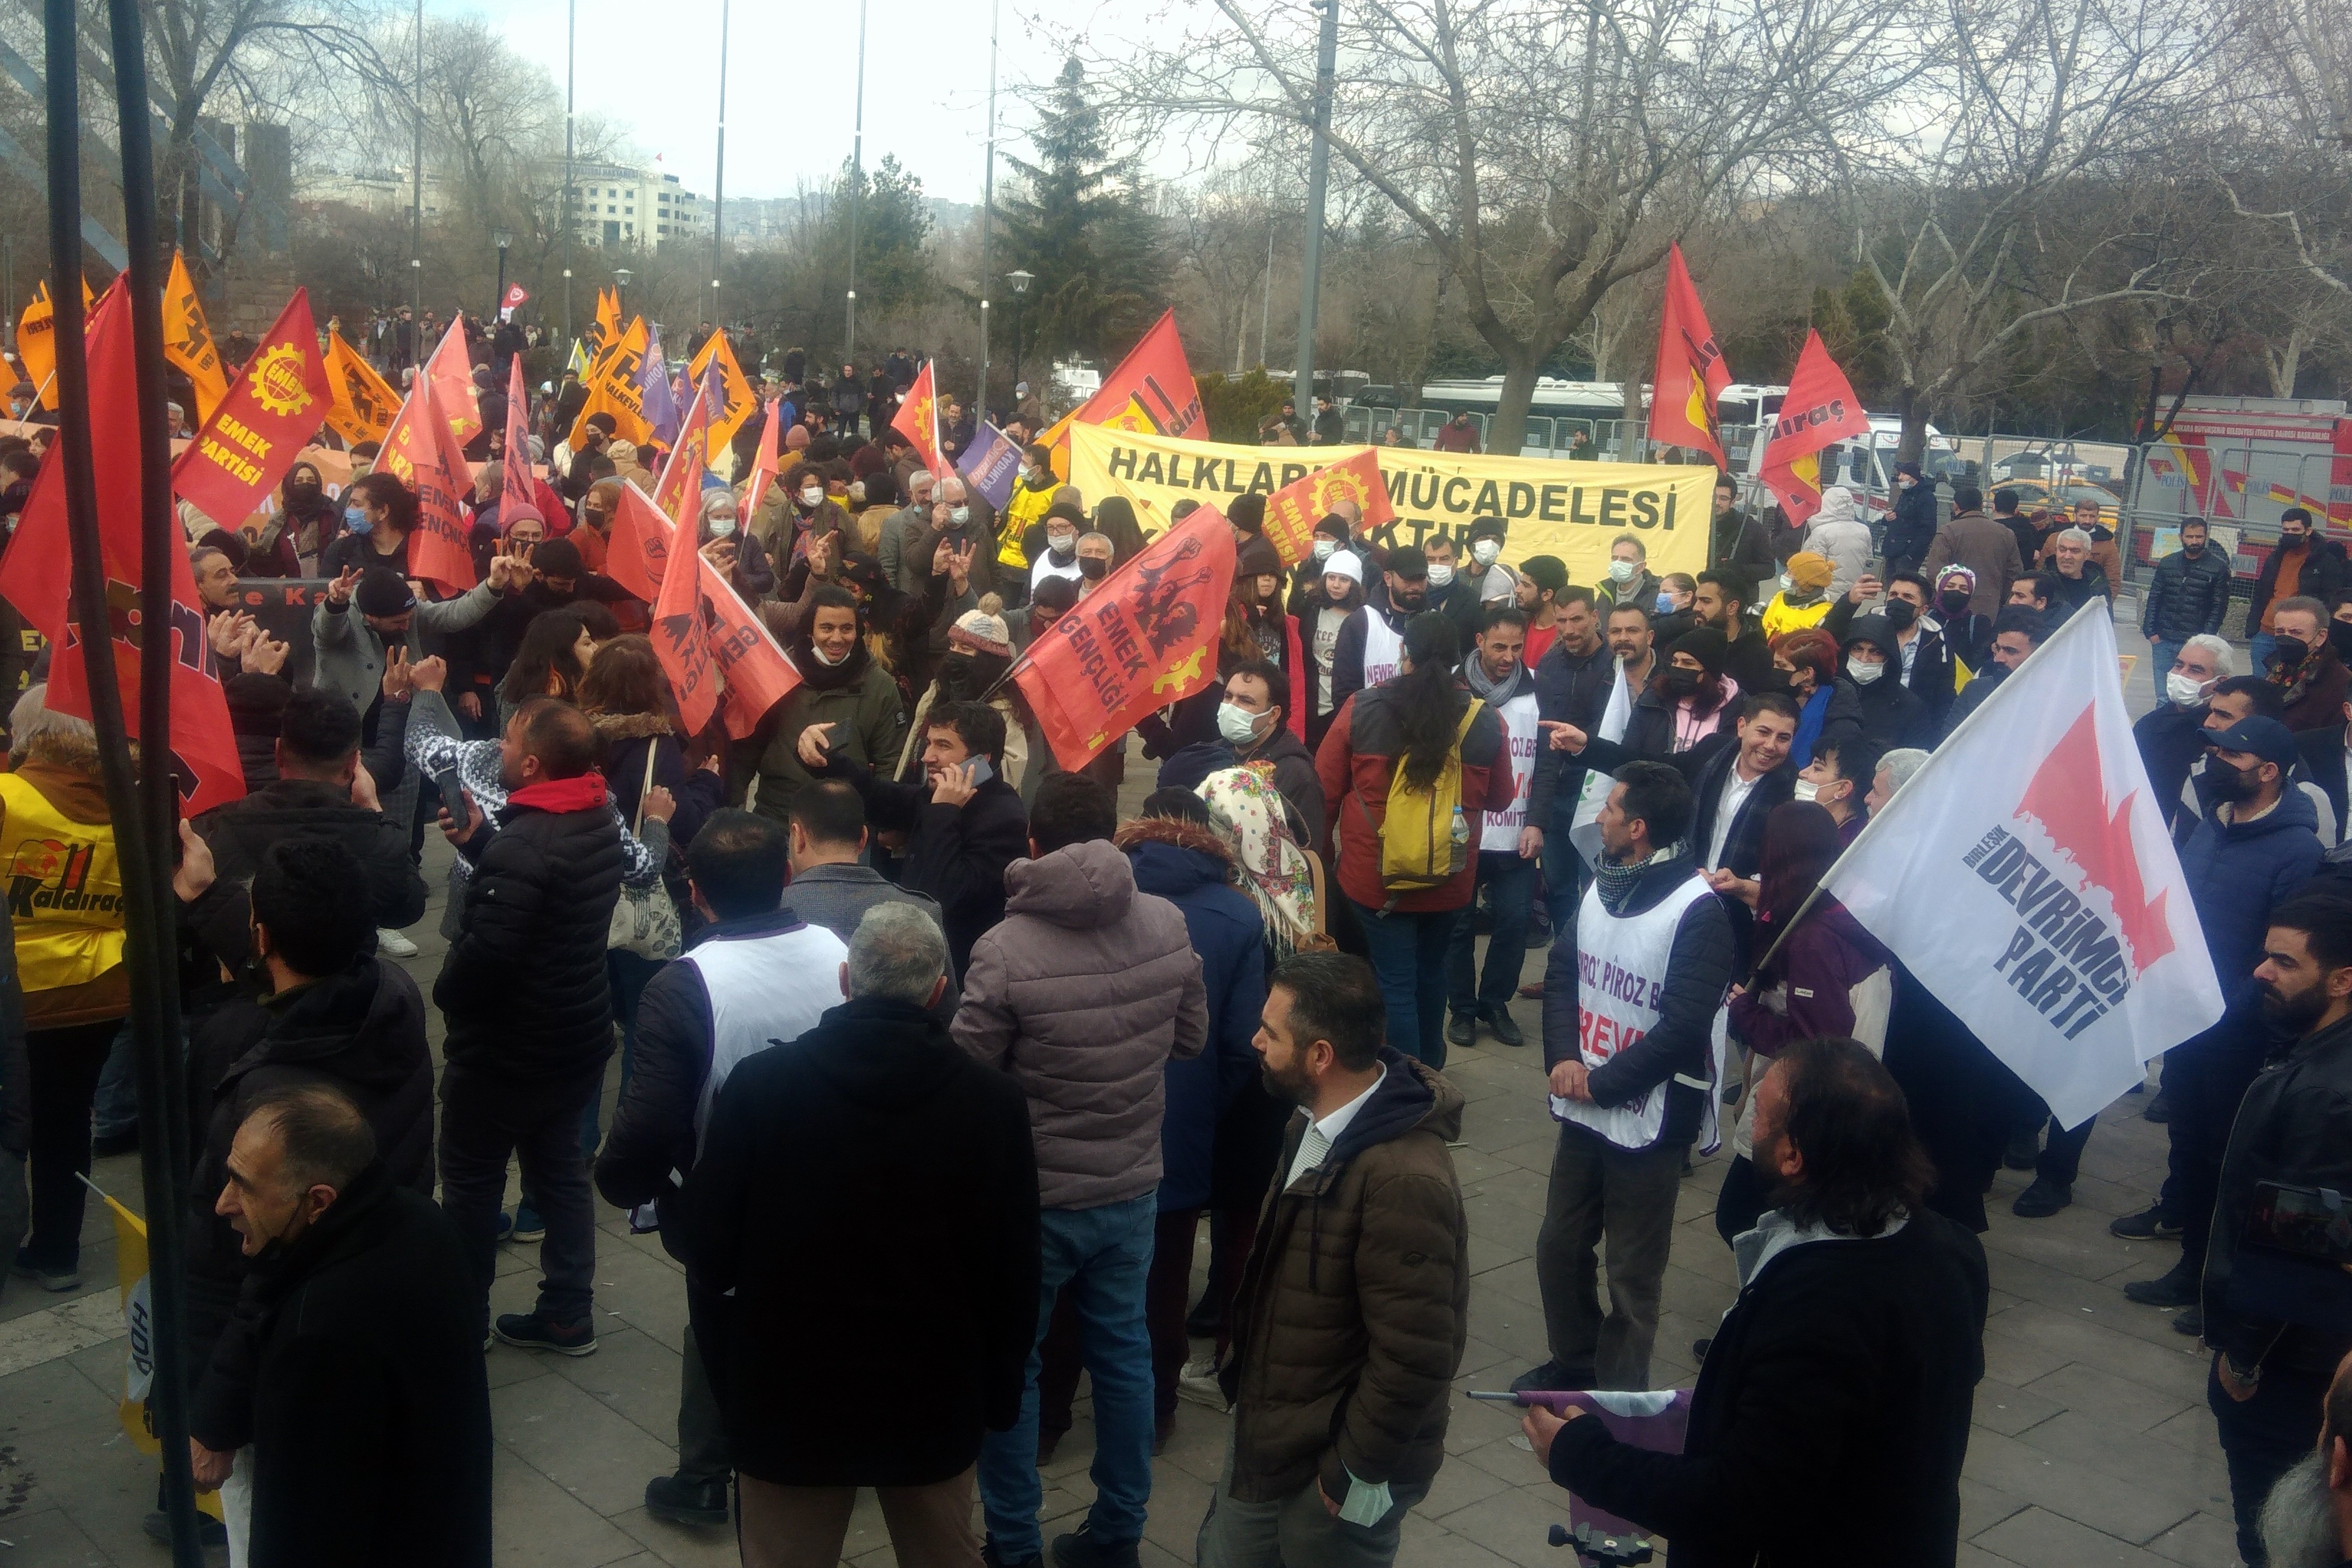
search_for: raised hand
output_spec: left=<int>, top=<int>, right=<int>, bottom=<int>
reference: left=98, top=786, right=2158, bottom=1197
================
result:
left=408, top=654, right=448, bottom=694
left=326, top=567, right=360, bottom=606
left=381, top=647, right=414, bottom=701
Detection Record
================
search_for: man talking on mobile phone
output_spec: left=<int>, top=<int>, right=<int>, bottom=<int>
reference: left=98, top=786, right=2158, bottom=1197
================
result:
left=798, top=698, right=1028, bottom=977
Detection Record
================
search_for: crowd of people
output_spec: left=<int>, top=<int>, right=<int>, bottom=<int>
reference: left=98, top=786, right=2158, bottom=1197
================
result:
left=1, top=335, right=2350, bottom=1568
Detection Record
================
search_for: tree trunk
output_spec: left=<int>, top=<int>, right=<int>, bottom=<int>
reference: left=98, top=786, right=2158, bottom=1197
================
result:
left=1489, top=353, right=1542, bottom=455
left=1620, top=372, right=1646, bottom=460
left=1895, top=384, right=1928, bottom=465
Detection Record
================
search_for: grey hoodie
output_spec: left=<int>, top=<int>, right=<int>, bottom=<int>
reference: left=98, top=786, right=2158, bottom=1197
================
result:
left=952, top=838, right=1208, bottom=1208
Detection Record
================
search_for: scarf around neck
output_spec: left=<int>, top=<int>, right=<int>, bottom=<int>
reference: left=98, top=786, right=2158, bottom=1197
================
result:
left=1462, top=655, right=1525, bottom=706
left=1594, top=842, right=1684, bottom=915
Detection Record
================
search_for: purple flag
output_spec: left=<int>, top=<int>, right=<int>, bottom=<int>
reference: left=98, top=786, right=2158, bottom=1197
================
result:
left=958, top=419, right=1021, bottom=511
left=636, top=325, right=680, bottom=447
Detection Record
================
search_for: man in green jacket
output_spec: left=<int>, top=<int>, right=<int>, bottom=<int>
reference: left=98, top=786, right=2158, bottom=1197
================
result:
left=745, top=585, right=905, bottom=824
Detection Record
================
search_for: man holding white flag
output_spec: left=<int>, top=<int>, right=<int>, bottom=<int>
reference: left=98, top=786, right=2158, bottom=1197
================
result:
left=1817, top=601, right=2230, bottom=1233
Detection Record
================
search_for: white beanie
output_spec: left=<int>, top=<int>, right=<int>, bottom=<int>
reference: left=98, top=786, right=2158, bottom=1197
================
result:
left=1324, top=550, right=1364, bottom=585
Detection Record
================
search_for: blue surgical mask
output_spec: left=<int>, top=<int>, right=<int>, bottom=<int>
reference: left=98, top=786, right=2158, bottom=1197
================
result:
left=951, top=505, right=970, bottom=525
left=344, top=506, right=372, bottom=536
left=1654, top=592, right=1674, bottom=614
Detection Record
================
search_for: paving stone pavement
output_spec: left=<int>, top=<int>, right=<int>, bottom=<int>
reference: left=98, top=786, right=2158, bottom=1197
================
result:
left=0, top=686, right=2249, bottom=1566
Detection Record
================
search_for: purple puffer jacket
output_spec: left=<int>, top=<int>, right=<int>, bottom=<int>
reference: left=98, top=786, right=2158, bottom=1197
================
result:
left=952, top=838, right=1208, bottom=1209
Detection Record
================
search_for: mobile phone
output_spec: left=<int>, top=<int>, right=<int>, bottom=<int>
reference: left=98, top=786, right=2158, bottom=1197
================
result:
left=431, top=768, right=469, bottom=817
left=964, top=756, right=996, bottom=789
left=2245, top=1182, right=2352, bottom=1267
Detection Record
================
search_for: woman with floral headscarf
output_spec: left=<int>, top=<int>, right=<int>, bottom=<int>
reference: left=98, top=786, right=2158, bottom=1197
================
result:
left=1196, top=763, right=1316, bottom=959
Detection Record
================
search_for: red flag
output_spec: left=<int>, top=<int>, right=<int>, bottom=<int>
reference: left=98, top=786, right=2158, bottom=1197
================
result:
left=0, top=280, right=243, bottom=811
left=742, top=397, right=783, bottom=516
left=1649, top=243, right=1732, bottom=466
left=890, top=361, right=947, bottom=477
left=704, top=570, right=799, bottom=738
left=424, top=318, right=481, bottom=446
left=651, top=516, right=718, bottom=736
left=500, top=354, right=533, bottom=525
left=501, top=283, right=530, bottom=316
left=169, top=287, right=333, bottom=528
left=407, top=375, right=479, bottom=594
left=654, top=370, right=715, bottom=526
left=1012, top=503, right=1236, bottom=770
left=1758, top=330, right=1871, bottom=528
left=1259, top=450, right=1395, bottom=568
left=606, top=483, right=676, bottom=603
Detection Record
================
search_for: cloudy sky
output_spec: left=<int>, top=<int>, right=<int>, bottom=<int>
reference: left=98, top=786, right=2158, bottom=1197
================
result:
left=427, top=0, right=1162, bottom=205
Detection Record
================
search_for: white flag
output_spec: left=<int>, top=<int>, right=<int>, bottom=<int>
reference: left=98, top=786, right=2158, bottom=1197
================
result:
left=1570, top=659, right=1635, bottom=868
left=1818, top=603, right=2223, bottom=1127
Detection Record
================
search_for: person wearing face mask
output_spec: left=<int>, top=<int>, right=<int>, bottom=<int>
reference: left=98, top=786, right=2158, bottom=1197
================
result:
left=1465, top=516, right=1516, bottom=605
left=1073, top=530, right=1116, bottom=596
left=998, top=444, right=1060, bottom=584
left=1941, top=607, right=2047, bottom=740
left=1332, top=545, right=1430, bottom=716
left=697, top=486, right=775, bottom=601
left=1031, top=499, right=1088, bottom=592
left=895, top=601, right=1030, bottom=793
left=1793, top=735, right=1876, bottom=845
left=1304, top=549, right=1367, bottom=751
left=1445, top=606, right=1549, bottom=1050
left=2133, top=634, right=2239, bottom=833
left=1211, top=660, right=1322, bottom=848
left=877, top=467, right=941, bottom=592
left=272, top=460, right=339, bottom=574
left=1287, top=513, right=1359, bottom=618
left=1820, top=615, right=1934, bottom=754
left=2140, top=516, right=2231, bottom=702
left=2112, top=717, right=2321, bottom=1330
left=1922, top=484, right=2024, bottom=618
left=1825, top=572, right=1954, bottom=725
left=1424, top=531, right=1482, bottom=640
left=1883, top=461, right=1940, bottom=577
left=2251, top=507, right=2350, bottom=671
left=749, top=585, right=909, bottom=826
left=322, top=471, right=418, bottom=581
left=1770, top=628, right=1841, bottom=770
left=1929, top=566, right=1993, bottom=670
left=2267, top=597, right=2351, bottom=732
left=1760, top=550, right=1836, bottom=638
left=1597, top=534, right=1661, bottom=612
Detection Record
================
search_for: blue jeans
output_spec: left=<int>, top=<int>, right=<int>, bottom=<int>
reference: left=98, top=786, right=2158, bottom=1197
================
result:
left=2148, top=638, right=2182, bottom=702
left=2249, top=632, right=2280, bottom=677
left=88, top=1022, right=138, bottom=1140
left=1349, top=898, right=1457, bottom=1068
left=1447, top=849, right=1538, bottom=1017
left=980, top=1192, right=1158, bottom=1559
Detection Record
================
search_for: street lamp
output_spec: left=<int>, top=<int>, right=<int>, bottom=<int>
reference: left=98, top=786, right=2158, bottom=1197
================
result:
left=612, top=266, right=632, bottom=320
left=1007, top=268, right=1034, bottom=395
left=493, top=227, right=512, bottom=325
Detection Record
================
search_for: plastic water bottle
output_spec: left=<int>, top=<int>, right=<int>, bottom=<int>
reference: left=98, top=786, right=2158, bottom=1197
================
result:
left=1450, top=805, right=1470, bottom=847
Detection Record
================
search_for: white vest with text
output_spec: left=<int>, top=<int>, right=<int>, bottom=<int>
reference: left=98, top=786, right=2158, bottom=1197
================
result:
left=1556, top=871, right=1722, bottom=1152
left=1481, top=691, right=1541, bottom=850
left=1359, top=609, right=1403, bottom=691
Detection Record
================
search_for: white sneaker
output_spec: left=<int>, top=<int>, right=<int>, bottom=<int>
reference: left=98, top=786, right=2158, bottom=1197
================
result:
left=376, top=926, right=419, bottom=958
left=1177, top=1358, right=1230, bottom=1411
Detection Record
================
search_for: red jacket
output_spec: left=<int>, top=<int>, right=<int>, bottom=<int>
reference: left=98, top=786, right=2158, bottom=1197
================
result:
left=1315, top=683, right=1515, bottom=912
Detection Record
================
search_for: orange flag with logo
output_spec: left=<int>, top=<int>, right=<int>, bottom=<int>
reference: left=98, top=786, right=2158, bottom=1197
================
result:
left=1038, top=310, right=1205, bottom=477
left=687, top=329, right=756, bottom=454
left=891, top=361, right=947, bottom=477
left=654, top=371, right=715, bottom=526
left=172, top=288, right=334, bottom=528
left=422, top=319, right=481, bottom=447
left=1011, top=503, right=1236, bottom=769
left=161, top=251, right=229, bottom=425
left=15, top=283, right=58, bottom=411
left=1259, top=450, right=1395, bottom=568
left=704, top=569, right=799, bottom=738
left=569, top=316, right=651, bottom=447
left=1758, top=330, right=1872, bottom=528
left=404, top=373, right=480, bottom=594
left=606, top=481, right=677, bottom=602
left=1649, top=242, right=1731, bottom=467
left=651, top=511, right=719, bottom=735
left=324, top=328, right=399, bottom=447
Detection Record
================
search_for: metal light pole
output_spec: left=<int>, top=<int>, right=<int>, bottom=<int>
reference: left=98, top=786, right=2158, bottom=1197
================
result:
left=561, top=0, right=574, bottom=353
left=612, top=266, right=632, bottom=321
left=2, top=236, right=13, bottom=352
left=711, top=0, right=728, bottom=328
left=846, top=0, right=867, bottom=360
left=410, top=0, right=424, bottom=329
left=975, top=0, right=999, bottom=416
left=1259, top=225, right=1273, bottom=368
left=1008, top=268, right=1033, bottom=394
left=1293, top=0, right=1338, bottom=406
left=493, top=227, right=511, bottom=324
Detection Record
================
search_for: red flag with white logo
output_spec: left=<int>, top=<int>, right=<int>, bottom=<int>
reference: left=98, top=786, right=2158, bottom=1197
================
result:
left=1817, top=603, right=2223, bottom=1126
left=1756, top=330, right=1870, bottom=528
left=605, top=482, right=676, bottom=603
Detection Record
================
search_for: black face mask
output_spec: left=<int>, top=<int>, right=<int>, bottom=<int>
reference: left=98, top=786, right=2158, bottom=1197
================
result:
left=2201, top=754, right=2258, bottom=802
left=2283, top=533, right=2309, bottom=553
left=939, top=652, right=976, bottom=697
left=1882, top=600, right=1918, bottom=631
left=2271, top=638, right=2312, bottom=675
left=2331, top=620, right=2352, bottom=664
left=1937, top=590, right=1971, bottom=618
left=1665, top=667, right=1702, bottom=697
left=1077, top=556, right=1108, bottom=581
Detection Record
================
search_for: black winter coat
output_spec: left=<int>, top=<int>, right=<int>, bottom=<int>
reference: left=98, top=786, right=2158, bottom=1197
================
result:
left=184, top=774, right=431, bottom=975
left=1884, top=479, right=1941, bottom=565
left=681, top=997, right=1040, bottom=1486
left=1550, top=1210, right=1989, bottom=1568
left=822, top=751, right=1028, bottom=978
left=183, top=960, right=434, bottom=1370
left=2143, top=544, right=2234, bottom=644
left=1820, top=672, right=1935, bottom=754
left=205, top=1165, right=492, bottom=1568
left=1710, top=506, right=1777, bottom=586
left=1532, top=634, right=1618, bottom=829
left=434, top=780, right=629, bottom=1079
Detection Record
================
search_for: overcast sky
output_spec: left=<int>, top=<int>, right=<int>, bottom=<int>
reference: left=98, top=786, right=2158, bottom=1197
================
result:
left=428, top=0, right=1156, bottom=205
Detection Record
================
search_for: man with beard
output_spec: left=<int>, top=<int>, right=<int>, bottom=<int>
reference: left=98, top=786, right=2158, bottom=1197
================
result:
left=749, top=585, right=908, bottom=826
left=1528, top=1037, right=1988, bottom=1568
left=2268, top=597, right=2352, bottom=733
left=2206, top=895, right=2352, bottom=1567
left=2255, top=1351, right=2352, bottom=1568
left=1332, top=545, right=1428, bottom=714
left=1195, top=952, right=1466, bottom=1568
left=2251, top=508, right=2350, bottom=675
left=1447, top=607, right=1547, bottom=1050
left=1692, top=569, right=1774, bottom=696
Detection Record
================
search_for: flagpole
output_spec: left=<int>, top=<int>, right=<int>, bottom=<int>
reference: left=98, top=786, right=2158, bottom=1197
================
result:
left=561, top=0, right=575, bottom=356
left=846, top=0, right=867, bottom=361
left=55, top=2, right=202, bottom=1563
left=410, top=0, right=423, bottom=333
left=975, top=0, right=998, bottom=419
left=710, top=0, right=728, bottom=332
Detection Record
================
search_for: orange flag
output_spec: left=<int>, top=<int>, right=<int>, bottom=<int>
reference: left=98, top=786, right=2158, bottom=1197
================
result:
left=651, top=514, right=719, bottom=735
left=654, top=371, right=715, bottom=526
left=1012, top=503, right=1236, bottom=770
left=0, top=280, right=244, bottom=811
left=1649, top=242, right=1731, bottom=467
left=606, top=481, right=677, bottom=602
left=704, top=570, right=799, bottom=738
left=568, top=316, right=651, bottom=447
left=1259, top=450, right=1395, bottom=568
left=741, top=398, right=783, bottom=516
left=324, top=329, right=399, bottom=447
left=172, top=288, right=334, bottom=529
left=161, top=251, right=229, bottom=425
left=500, top=354, right=534, bottom=520
left=1037, top=309, right=1206, bottom=477
left=423, top=319, right=481, bottom=447
left=406, top=374, right=481, bottom=594
left=687, top=329, right=756, bottom=453
left=1758, top=330, right=1872, bottom=528
left=891, top=361, right=947, bottom=477
left=15, top=283, right=58, bottom=412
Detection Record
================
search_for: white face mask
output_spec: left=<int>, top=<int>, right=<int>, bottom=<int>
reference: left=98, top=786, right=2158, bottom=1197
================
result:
left=1312, top=538, right=1337, bottom=561
left=1048, top=531, right=1076, bottom=557
left=1426, top=562, right=1455, bottom=587
left=800, top=486, right=822, bottom=507
left=2167, top=671, right=2210, bottom=707
left=1779, top=573, right=1794, bottom=591
left=811, top=642, right=851, bottom=667
left=951, top=505, right=970, bottom=525
left=1607, top=559, right=1636, bottom=583
left=1793, top=778, right=1820, bottom=802
left=1847, top=656, right=1884, bottom=685
left=707, top=517, right=737, bottom=538
left=1471, top=539, right=1501, bottom=567
left=1216, top=701, right=1265, bottom=746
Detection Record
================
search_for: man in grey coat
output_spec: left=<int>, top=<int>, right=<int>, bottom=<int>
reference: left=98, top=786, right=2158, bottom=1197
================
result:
left=783, top=779, right=952, bottom=1018
left=955, top=773, right=1207, bottom=1568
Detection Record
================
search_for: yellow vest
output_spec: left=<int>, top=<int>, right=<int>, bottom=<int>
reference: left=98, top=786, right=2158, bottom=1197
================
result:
left=0, top=772, right=127, bottom=993
left=998, top=478, right=1059, bottom=569
left=1761, top=593, right=1834, bottom=640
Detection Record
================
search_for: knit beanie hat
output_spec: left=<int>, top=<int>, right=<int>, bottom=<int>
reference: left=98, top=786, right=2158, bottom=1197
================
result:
left=1227, top=493, right=1267, bottom=535
left=1669, top=625, right=1729, bottom=676
left=949, top=595, right=1013, bottom=657
left=1323, top=550, right=1364, bottom=586
left=1786, top=551, right=1834, bottom=592
left=355, top=567, right=415, bottom=618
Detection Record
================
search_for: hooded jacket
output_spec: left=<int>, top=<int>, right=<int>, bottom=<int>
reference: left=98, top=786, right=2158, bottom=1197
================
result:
left=1884, top=476, right=1940, bottom=566
left=952, top=838, right=1208, bottom=1210
left=1118, top=818, right=1268, bottom=1212
left=748, top=639, right=908, bottom=825
left=1727, top=898, right=1890, bottom=1056
left=681, top=996, right=1040, bottom=1486
left=1804, top=489, right=1874, bottom=594
left=2248, top=532, right=2350, bottom=631
left=183, top=959, right=434, bottom=1366
left=2177, top=785, right=2323, bottom=1024
left=1820, top=665, right=1934, bottom=754
left=1220, top=1050, right=1467, bottom=1504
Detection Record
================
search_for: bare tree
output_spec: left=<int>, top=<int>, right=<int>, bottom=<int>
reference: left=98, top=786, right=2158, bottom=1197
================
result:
left=1084, top=0, right=1928, bottom=449
left=2211, top=0, right=2352, bottom=298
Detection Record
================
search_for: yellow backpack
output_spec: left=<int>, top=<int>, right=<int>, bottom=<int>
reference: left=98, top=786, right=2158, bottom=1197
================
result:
left=1378, top=699, right=1482, bottom=894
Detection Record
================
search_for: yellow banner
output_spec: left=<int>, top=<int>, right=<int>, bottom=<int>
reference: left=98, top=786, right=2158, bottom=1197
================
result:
left=16, top=283, right=56, bottom=411
left=91, top=1184, right=224, bottom=1520
left=1069, top=426, right=1712, bottom=587
left=162, top=251, right=229, bottom=425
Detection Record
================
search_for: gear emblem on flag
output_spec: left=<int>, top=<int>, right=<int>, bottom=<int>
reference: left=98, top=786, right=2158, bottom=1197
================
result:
left=248, top=343, right=315, bottom=418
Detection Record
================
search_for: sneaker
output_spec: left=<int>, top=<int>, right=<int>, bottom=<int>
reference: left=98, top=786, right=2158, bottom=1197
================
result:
left=1051, top=1524, right=1142, bottom=1568
left=1446, top=1013, right=1477, bottom=1049
left=2010, top=1177, right=2072, bottom=1218
left=2122, top=1265, right=2199, bottom=1308
left=375, top=925, right=419, bottom=958
left=1481, top=1008, right=1525, bottom=1048
left=2109, top=1206, right=2183, bottom=1241
left=983, top=1541, right=1043, bottom=1568
left=2143, top=1089, right=2171, bottom=1123
left=11, top=1248, right=79, bottom=1293
left=493, top=1210, right=515, bottom=1244
left=1692, top=1337, right=1713, bottom=1360
left=643, top=1474, right=728, bottom=1527
left=1177, top=1356, right=1230, bottom=1411
left=628, top=1202, right=662, bottom=1234
left=2172, top=1305, right=2204, bottom=1337
left=1510, top=1358, right=1591, bottom=1394
left=510, top=1204, right=547, bottom=1244
left=493, top=1310, right=597, bottom=1356
left=2002, top=1129, right=2041, bottom=1171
